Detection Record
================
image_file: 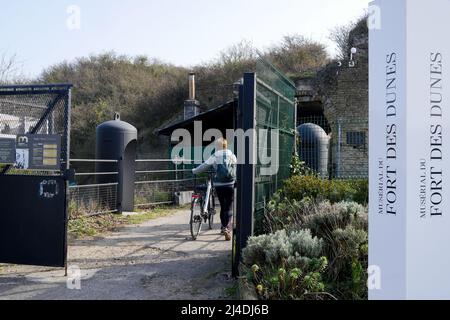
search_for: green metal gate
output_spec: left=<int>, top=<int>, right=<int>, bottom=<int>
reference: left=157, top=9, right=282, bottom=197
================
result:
left=233, top=58, right=296, bottom=275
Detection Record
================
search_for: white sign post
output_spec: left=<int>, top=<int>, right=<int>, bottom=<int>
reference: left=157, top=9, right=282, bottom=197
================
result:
left=369, top=0, right=450, bottom=299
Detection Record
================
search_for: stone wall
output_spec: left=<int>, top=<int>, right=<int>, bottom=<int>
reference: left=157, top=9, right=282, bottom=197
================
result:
left=319, top=59, right=368, bottom=178
left=296, top=49, right=369, bottom=178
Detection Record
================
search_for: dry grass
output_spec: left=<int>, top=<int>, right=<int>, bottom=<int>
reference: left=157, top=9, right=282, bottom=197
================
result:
left=68, top=205, right=187, bottom=240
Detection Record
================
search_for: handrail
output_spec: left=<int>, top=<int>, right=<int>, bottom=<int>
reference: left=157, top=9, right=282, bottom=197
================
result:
left=70, top=159, right=119, bottom=163
left=69, top=182, right=118, bottom=189
left=136, top=159, right=194, bottom=163
left=75, top=172, right=118, bottom=176
left=136, top=169, right=192, bottom=174
left=135, top=178, right=195, bottom=185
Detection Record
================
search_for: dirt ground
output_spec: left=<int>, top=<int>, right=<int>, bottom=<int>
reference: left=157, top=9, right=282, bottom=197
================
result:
left=0, top=209, right=236, bottom=300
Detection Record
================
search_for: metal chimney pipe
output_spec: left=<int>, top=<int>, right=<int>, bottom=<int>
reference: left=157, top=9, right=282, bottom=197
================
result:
left=189, top=72, right=196, bottom=101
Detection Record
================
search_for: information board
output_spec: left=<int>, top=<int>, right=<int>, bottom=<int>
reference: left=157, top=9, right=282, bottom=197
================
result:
left=15, top=134, right=61, bottom=170
left=0, top=138, right=16, bottom=164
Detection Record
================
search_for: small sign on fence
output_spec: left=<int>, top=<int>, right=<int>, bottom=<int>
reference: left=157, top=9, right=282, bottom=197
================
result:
left=15, top=134, right=61, bottom=170
left=0, top=138, right=16, bottom=164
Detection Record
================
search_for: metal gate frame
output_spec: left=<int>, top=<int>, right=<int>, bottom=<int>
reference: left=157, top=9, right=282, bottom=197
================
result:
left=232, top=61, right=296, bottom=276
left=0, top=84, right=72, bottom=269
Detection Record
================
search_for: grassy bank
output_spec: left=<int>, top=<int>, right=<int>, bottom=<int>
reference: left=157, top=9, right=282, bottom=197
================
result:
left=68, top=206, right=187, bottom=240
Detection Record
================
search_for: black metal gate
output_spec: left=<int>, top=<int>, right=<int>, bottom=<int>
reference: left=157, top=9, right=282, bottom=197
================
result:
left=0, top=84, right=72, bottom=267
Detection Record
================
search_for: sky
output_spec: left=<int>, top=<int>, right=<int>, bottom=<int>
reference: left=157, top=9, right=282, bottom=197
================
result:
left=0, top=0, right=371, bottom=79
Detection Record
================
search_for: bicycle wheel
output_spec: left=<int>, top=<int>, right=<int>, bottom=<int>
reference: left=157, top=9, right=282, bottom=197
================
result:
left=208, top=193, right=216, bottom=230
left=190, top=197, right=203, bottom=240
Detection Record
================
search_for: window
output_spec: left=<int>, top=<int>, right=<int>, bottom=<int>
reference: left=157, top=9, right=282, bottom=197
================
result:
left=346, top=131, right=366, bottom=147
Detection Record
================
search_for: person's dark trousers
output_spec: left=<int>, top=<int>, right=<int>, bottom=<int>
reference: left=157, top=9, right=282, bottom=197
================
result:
left=215, top=185, right=234, bottom=230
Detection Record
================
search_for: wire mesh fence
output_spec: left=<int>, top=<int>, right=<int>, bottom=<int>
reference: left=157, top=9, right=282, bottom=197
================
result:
left=254, top=58, right=297, bottom=218
left=67, top=158, right=201, bottom=216
left=68, top=159, right=119, bottom=216
left=0, top=84, right=71, bottom=176
left=297, top=116, right=368, bottom=179
left=68, top=183, right=118, bottom=217
left=134, top=159, right=199, bottom=208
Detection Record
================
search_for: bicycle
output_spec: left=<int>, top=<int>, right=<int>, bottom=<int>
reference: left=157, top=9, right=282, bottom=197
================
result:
left=190, top=171, right=216, bottom=240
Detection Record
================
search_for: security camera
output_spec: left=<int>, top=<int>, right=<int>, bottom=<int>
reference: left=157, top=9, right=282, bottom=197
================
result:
left=349, top=47, right=357, bottom=67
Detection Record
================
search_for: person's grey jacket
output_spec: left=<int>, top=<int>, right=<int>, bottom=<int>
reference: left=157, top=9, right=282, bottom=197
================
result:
left=192, top=149, right=237, bottom=187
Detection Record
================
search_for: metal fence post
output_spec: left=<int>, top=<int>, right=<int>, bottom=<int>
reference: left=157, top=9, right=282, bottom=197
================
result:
left=117, top=157, right=123, bottom=214
left=175, top=162, right=179, bottom=195
left=336, top=120, right=342, bottom=179
left=64, top=88, right=72, bottom=277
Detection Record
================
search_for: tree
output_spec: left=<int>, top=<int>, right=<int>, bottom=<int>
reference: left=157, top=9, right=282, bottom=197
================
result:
left=37, top=35, right=331, bottom=158
left=194, top=41, right=257, bottom=107
left=330, top=15, right=368, bottom=61
left=266, top=35, right=329, bottom=79
left=217, top=40, right=256, bottom=67
left=40, top=52, right=188, bottom=158
left=0, top=52, right=22, bottom=84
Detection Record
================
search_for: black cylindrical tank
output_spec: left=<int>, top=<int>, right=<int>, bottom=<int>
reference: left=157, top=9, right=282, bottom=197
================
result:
left=95, top=114, right=137, bottom=212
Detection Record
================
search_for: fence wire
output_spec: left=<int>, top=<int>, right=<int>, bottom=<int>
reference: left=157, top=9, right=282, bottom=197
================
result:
left=298, top=116, right=368, bottom=179
left=68, top=159, right=119, bottom=217
left=134, top=159, right=198, bottom=207
left=68, top=158, right=200, bottom=216
left=68, top=183, right=118, bottom=217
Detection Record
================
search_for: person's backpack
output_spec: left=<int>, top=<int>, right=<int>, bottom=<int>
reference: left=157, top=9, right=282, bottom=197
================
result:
left=216, top=153, right=236, bottom=183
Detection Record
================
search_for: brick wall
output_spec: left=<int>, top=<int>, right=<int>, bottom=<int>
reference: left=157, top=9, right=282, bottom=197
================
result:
left=297, top=52, right=369, bottom=178
left=321, top=59, right=368, bottom=178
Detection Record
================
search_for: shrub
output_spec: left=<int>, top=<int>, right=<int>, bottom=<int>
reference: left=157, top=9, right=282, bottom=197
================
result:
left=283, top=175, right=368, bottom=205
left=303, top=201, right=367, bottom=240
left=326, top=226, right=368, bottom=300
left=350, top=179, right=369, bottom=204
left=242, top=230, right=331, bottom=300
left=264, top=195, right=367, bottom=235
left=284, top=175, right=326, bottom=202
left=289, top=152, right=315, bottom=177
left=243, top=229, right=323, bottom=268
left=249, top=174, right=369, bottom=300
left=257, top=198, right=368, bottom=300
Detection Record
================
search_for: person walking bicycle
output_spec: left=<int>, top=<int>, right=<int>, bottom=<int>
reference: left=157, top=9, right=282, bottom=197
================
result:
left=192, top=138, right=237, bottom=241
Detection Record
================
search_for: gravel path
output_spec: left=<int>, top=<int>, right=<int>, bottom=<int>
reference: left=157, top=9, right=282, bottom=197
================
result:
left=0, top=209, right=235, bottom=300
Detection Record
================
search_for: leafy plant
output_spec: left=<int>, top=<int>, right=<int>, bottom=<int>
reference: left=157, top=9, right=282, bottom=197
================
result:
left=283, top=175, right=368, bottom=205
left=290, top=152, right=315, bottom=177
left=255, top=195, right=368, bottom=300
left=243, top=230, right=332, bottom=300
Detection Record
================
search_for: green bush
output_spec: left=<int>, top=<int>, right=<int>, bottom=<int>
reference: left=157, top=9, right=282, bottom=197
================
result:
left=251, top=198, right=368, bottom=300
left=242, top=230, right=331, bottom=300
left=326, top=226, right=368, bottom=299
left=248, top=174, right=368, bottom=300
left=283, top=175, right=368, bottom=205
left=264, top=194, right=367, bottom=234
left=302, top=201, right=367, bottom=241
left=243, top=229, right=324, bottom=268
